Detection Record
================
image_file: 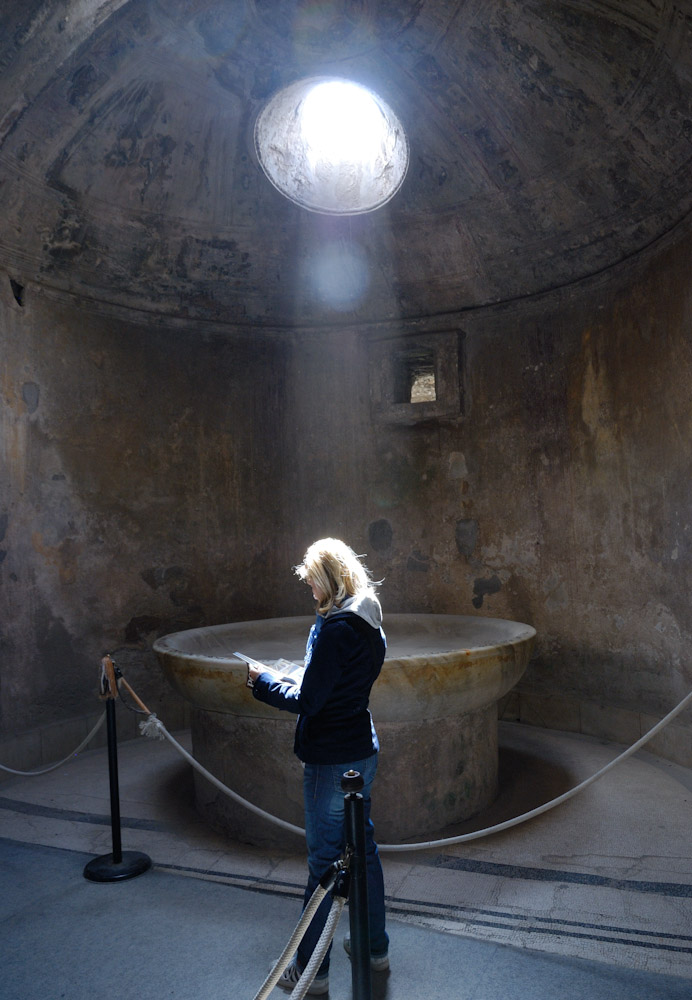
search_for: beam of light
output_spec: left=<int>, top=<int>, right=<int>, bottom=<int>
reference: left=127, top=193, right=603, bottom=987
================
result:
left=303, top=239, right=370, bottom=311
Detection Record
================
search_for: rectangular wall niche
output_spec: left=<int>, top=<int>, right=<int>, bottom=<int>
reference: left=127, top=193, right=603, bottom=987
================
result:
left=368, top=330, right=463, bottom=423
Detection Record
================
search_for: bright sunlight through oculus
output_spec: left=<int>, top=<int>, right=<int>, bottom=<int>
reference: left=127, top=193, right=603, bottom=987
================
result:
left=255, top=77, right=409, bottom=215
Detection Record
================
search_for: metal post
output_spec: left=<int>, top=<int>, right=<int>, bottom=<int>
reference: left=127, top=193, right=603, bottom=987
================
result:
left=83, top=656, right=151, bottom=882
left=342, top=769, right=371, bottom=1000
left=106, top=695, right=122, bottom=863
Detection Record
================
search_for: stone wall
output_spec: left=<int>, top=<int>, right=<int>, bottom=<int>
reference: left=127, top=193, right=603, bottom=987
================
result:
left=2, top=226, right=692, bottom=770
left=0, top=282, right=296, bottom=762
left=275, top=230, right=692, bottom=767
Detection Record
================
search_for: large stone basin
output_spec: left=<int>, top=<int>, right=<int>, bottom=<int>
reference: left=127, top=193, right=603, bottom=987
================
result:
left=154, top=614, right=535, bottom=845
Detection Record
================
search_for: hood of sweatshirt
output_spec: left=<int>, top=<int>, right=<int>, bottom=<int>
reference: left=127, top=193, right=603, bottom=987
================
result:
left=328, top=590, right=383, bottom=630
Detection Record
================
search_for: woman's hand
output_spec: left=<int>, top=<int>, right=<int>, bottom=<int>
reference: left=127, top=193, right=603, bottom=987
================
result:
left=246, top=663, right=264, bottom=688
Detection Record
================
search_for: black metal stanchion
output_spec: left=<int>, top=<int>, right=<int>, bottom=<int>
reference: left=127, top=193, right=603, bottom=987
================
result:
left=342, top=769, right=372, bottom=1000
left=83, top=656, right=151, bottom=883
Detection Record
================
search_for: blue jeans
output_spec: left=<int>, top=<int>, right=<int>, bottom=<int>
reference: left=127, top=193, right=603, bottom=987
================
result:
left=297, top=754, right=388, bottom=976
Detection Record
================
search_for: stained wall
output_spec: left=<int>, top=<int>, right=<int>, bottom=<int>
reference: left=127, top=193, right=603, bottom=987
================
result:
left=0, top=285, right=296, bottom=759
left=2, top=224, right=692, bottom=770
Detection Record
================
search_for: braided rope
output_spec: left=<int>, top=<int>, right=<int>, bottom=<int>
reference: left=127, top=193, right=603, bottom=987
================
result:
left=0, top=712, right=106, bottom=776
left=141, top=687, right=692, bottom=853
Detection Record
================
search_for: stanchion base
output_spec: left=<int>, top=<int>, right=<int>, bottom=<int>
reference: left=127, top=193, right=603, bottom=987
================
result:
left=83, top=851, right=152, bottom=882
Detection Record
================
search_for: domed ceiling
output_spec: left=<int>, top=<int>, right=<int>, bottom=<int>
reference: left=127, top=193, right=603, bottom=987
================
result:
left=1, top=0, right=692, bottom=330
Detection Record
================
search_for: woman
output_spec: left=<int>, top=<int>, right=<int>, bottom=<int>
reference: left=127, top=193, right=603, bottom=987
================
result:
left=247, top=538, right=389, bottom=996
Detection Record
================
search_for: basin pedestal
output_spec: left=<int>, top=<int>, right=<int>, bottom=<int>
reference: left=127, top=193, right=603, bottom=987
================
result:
left=154, top=614, right=535, bottom=846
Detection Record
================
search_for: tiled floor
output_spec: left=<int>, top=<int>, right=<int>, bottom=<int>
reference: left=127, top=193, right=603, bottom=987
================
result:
left=1, top=718, right=691, bottom=986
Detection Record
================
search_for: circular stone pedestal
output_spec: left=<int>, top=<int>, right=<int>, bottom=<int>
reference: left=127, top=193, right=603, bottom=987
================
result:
left=154, top=614, right=535, bottom=846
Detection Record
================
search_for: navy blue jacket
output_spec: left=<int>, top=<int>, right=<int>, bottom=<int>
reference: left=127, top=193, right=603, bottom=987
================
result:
left=252, top=611, right=385, bottom=764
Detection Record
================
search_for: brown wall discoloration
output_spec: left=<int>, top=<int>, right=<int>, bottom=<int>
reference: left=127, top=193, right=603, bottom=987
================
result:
left=0, top=288, right=294, bottom=734
left=265, top=230, right=692, bottom=760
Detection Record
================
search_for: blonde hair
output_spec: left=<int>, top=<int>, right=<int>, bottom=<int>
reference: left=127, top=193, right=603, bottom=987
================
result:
left=295, top=538, right=376, bottom=615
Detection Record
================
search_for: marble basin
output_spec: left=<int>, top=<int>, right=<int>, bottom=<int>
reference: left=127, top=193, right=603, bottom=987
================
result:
left=154, top=614, right=535, bottom=845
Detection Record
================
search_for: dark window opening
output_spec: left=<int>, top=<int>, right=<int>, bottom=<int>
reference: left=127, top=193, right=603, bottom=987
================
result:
left=368, top=330, right=462, bottom=425
left=394, top=347, right=437, bottom=404
left=9, top=278, right=24, bottom=307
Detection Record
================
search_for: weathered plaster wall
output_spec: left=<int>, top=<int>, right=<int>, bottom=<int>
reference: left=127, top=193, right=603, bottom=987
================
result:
left=278, top=233, right=692, bottom=767
left=2, top=226, right=692, bottom=771
left=0, top=282, right=297, bottom=760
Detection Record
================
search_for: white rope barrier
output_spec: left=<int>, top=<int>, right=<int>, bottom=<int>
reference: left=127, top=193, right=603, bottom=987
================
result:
left=378, top=687, right=692, bottom=852
left=253, top=883, right=330, bottom=1000
left=288, top=897, right=346, bottom=1000
left=0, top=712, right=106, bottom=776
left=141, top=715, right=306, bottom=838
left=3, top=671, right=690, bottom=1000
left=141, top=688, right=692, bottom=853
left=5, top=679, right=687, bottom=852
left=251, top=862, right=348, bottom=1000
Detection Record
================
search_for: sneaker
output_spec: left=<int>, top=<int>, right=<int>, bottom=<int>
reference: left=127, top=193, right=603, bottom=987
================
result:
left=276, top=959, right=330, bottom=996
left=343, top=936, right=390, bottom=972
